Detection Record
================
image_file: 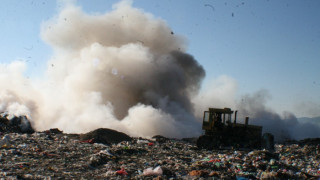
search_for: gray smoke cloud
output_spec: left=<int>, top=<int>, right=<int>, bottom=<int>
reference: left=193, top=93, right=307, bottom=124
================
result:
left=0, top=0, right=205, bottom=138
left=1, top=0, right=319, bottom=141
left=237, top=90, right=320, bottom=142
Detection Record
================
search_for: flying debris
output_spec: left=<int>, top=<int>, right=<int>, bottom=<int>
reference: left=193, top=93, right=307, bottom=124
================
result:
left=204, top=4, right=215, bottom=12
left=136, top=40, right=144, bottom=44
left=24, top=46, right=33, bottom=51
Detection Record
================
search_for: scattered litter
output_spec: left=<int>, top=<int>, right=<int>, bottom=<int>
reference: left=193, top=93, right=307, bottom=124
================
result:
left=0, top=126, right=319, bottom=179
left=0, top=135, right=11, bottom=148
left=137, top=139, right=149, bottom=144
left=143, top=166, right=163, bottom=176
left=116, top=168, right=128, bottom=175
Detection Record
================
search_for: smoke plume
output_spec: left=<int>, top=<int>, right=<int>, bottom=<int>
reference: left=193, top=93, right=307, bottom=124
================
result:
left=1, top=1, right=320, bottom=141
left=192, top=75, right=238, bottom=118
left=237, top=90, right=320, bottom=142
left=0, top=0, right=205, bottom=138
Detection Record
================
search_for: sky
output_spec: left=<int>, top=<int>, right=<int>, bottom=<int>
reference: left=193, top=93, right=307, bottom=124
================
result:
left=0, top=0, right=319, bottom=118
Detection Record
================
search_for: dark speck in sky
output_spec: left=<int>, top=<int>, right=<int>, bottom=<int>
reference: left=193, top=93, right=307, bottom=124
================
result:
left=204, top=4, right=215, bottom=12
left=24, top=46, right=33, bottom=51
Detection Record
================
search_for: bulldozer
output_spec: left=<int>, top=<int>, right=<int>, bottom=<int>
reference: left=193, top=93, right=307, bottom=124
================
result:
left=197, top=107, right=274, bottom=150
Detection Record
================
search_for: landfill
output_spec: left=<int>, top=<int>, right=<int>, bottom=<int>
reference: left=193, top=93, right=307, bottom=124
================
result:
left=1, top=115, right=320, bottom=179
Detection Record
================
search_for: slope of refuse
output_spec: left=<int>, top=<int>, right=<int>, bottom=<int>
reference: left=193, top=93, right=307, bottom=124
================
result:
left=0, top=116, right=320, bottom=179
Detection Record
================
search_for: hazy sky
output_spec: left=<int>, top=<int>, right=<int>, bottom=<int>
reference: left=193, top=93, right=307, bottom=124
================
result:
left=1, top=0, right=319, bottom=117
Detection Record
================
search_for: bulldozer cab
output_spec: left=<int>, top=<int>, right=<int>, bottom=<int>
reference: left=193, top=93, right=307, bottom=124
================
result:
left=202, top=108, right=235, bottom=131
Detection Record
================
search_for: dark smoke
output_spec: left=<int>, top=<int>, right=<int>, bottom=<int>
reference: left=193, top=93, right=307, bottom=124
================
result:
left=237, top=90, right=320, bottom=142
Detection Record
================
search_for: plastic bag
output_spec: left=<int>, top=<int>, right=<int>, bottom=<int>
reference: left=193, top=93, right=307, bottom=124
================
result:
left=116, top=168, right=128, bottom=175
left=137, top=139, right=149, bottom=144
left=143, top=166, right=163, bottom=176
left=0, top=135, right=11, bottom=147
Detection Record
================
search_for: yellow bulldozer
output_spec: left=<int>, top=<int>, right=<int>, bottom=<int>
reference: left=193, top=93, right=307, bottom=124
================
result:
left=197, top=107, right=274, bottom=150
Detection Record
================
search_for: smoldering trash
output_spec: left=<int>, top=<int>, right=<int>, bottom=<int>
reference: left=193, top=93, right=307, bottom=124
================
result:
left=1, top=1, right=320, bottom=179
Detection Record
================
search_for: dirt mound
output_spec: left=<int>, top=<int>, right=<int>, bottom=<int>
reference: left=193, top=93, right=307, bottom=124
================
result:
left=80, top=128, right=132, bottom=145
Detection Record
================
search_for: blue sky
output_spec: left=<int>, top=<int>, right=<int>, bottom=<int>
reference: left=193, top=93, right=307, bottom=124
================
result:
left=1, top=0, right=319, bottom=117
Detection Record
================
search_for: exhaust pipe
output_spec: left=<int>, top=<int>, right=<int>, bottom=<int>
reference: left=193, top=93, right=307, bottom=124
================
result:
left=245, top=117, right=249, bottom=126
left=234, top=110, right=238, bottom=124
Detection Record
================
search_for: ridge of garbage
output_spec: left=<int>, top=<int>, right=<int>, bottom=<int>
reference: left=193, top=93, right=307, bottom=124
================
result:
left=0, top=115, right=320, bottom=179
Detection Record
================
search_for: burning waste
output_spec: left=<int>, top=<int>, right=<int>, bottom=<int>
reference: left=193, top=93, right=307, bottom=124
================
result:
left=1, top=1, right=320, bottom=179
left=0, top=0, right=320, bottom=142
left=0, top=1, right=205, bottom=138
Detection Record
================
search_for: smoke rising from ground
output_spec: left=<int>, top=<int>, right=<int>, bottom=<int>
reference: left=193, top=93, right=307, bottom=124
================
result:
left=1, top=1, right=320, bottom=140
left=0, top=0, right=205, bottom=138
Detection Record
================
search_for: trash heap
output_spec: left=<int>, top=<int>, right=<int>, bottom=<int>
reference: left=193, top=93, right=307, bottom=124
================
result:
left=0, top=119, right=320, bottom=179
left=0, top=114, right=34, bottom=134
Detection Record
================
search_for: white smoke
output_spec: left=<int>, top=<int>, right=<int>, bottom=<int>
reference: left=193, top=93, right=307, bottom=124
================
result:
left=0, top=61, right=36, bottom=119
left=192, top=75, right=238, bottom=119
left=0, top=0, right=205, bottom=138
left=1, top=0, right=319, bottom=141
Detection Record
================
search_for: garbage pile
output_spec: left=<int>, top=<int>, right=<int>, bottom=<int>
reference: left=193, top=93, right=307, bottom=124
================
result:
left=0, top=125, right=320, bottom=179
left=79, top=128, right=133, bottom=145
left=0, top=113, right=34, bottom=134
